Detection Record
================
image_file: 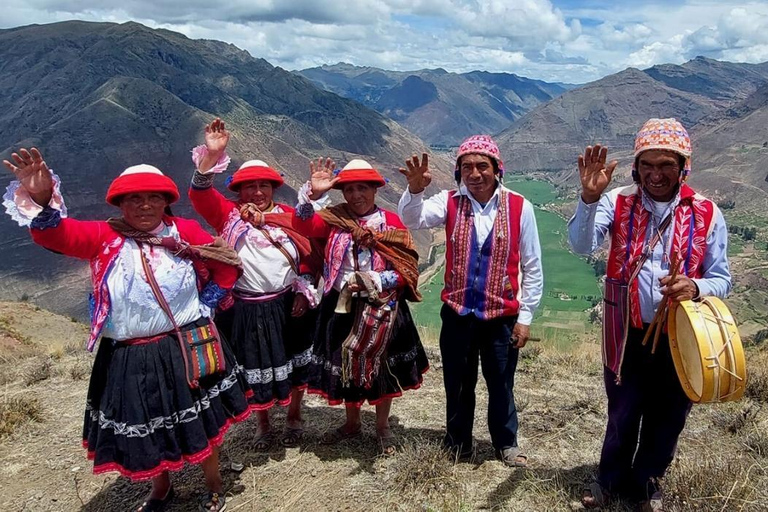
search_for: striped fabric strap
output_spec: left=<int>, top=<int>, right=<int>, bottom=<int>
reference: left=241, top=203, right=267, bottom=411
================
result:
left=137, top=244, right=197, bottom=388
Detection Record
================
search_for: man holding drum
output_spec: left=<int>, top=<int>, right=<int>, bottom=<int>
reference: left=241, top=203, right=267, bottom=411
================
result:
left=568, top=119, right=732, bottom=511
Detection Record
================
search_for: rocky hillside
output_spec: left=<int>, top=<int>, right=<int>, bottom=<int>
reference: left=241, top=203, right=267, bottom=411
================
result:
left=0, top=21, right=450, bottom=318
left=298, top=63, right=571, bottom=146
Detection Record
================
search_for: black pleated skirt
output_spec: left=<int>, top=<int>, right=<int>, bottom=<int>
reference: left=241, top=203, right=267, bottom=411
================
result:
left=82, top=318, right=252, bottom=481
left=215, top=291, right=317, bottom=410
left=308, top=289, right=429, bottom=406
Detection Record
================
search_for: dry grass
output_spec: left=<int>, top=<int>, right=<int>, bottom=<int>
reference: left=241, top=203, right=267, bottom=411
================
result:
left=0, top=394, right=42, bottom=437
left=745, top=348, right=768, bottom=403
left=0, top=301, right=767, bottom=511
left=383, top=437, right=469, bottom=510
left=24, top=356, right=53, bottom=387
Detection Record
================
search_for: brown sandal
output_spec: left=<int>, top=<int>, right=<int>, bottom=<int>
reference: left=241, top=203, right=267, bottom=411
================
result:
left=280, top=426, right=304, bottom=448
left=377, top=434, right=398, bottom=456
left=496, top=446, right=528, bottom=468
left=581, top=482, right=610, bottom=509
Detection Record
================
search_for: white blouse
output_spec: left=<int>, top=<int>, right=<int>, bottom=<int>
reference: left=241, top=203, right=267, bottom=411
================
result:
left=235, top=206, right=299, bottom=295
left=101, top=222, right=210, bottom=341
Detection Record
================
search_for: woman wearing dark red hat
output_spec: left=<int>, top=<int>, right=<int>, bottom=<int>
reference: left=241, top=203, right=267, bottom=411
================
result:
left=189, top=119, right=321, bottom=450
left=291, top=157, right=428, bottom=455
left=3, top=148, right=251, bottom=511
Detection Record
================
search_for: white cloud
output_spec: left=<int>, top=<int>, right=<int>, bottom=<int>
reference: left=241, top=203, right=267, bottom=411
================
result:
left=3, top=0, right=768, bottom=83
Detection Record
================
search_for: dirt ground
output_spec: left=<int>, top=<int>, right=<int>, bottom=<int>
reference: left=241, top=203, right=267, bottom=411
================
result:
left=1, top=301, right=767, bottom=511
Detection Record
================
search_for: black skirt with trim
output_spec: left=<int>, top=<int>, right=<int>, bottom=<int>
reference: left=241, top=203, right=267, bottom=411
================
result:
left=308, top=289, right=429, bottom=406
left=82, top=318, right=252, bottom=481
left=215, top=291, right=316, bottom=410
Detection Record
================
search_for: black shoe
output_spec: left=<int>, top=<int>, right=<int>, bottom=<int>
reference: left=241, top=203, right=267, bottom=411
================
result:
left=136, top=487, right=174, bottom=512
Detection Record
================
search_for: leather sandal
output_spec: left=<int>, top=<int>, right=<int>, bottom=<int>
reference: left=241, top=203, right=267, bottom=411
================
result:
left=136, top=487, right=174, bottom=512
left=199, top=491, right=227, bottom=512
left=280, top=426, right=304, bottom=448
left=496, top=446, right=528, bottom=468
left=581, top=482, right=611, bottom=509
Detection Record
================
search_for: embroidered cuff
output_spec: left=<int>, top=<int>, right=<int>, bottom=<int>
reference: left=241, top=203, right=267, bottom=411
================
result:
left=191, top=144, right=231, bottom=174
left=3, top=170, right=67, bottom=227
left=379, top=270, right=400, bottom=290
left=292, top=274, right=319, bottom=308
left=30, top=206, right=62, bottom=230
left=191, top=170, right=215, bottom=190
left=200, top=281, right=229, bottom=308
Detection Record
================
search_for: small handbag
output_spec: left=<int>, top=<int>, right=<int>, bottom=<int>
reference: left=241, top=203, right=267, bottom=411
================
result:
left=602, top=212, right=673, bottom=368
left=139, top=244, right=226, bottom=389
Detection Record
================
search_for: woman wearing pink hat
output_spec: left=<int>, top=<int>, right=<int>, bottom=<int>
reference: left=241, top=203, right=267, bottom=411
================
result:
left=189, top=119, right=322, bottom=450
left=3, top=148, right=252, bottom=512
left=291, top=158, right=428, bottom=455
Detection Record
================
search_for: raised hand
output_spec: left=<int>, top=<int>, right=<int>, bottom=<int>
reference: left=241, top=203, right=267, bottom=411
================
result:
left=398, top=153, right=432, bottom=194
left=3, top=147, right=54, bottom=206
left=308, top=156, right=338, bottom=200
left=198, top=118, right=230, bottom=173
left=578, top=144, right=617, bottom=204
left=205, top=118, right=230, bottom=155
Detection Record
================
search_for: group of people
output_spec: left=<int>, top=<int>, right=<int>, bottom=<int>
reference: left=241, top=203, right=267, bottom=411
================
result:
left=2, top=117, right=731, bottom=512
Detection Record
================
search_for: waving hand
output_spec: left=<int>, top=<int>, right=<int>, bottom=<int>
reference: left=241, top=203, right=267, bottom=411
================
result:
left=578, top=144, right=617, bottom=204
left=3, top=147, right=54, bottom=206
left=308, top=157, right=338, bottom=200
left=398, top=153, right=432, bottom=194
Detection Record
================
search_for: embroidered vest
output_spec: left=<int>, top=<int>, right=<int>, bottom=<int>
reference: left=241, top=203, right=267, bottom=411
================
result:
left=606, top=184, right=716, bottom=328
left=442, top=189, right=523, bottom=319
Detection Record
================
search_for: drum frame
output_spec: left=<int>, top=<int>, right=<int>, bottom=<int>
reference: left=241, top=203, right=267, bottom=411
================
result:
left=668, top=297, right=746, bottom=404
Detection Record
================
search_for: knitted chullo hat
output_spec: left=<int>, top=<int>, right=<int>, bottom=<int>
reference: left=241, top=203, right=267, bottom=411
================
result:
left=333, top=159, right=386, bottom=189
left=455, top=134, right=505, bottom=179
left=632, top=118, right=692, bottom=181
left=106, top=164, right=180, bottom=206
left=228, top=159, right=284, bottom=191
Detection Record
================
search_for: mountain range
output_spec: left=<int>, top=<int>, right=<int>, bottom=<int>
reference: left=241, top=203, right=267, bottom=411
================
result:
left=0, top=21, right=449, bottom=318
left=495, top=57, right=768, bottom=203
left=297, top=63, right=572, bottom=146
left=2, top=20, right=768, bottom=327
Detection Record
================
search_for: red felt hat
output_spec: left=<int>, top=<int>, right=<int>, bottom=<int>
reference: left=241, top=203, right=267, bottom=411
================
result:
left=105, top=164, right=180, bottom=206
left=228, top=160, right=284, bottom=191
left=333, top=159, right=386, bottom=189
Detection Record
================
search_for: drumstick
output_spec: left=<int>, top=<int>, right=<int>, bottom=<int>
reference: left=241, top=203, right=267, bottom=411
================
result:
left=652, top=255, right=680, bottom=354
left=641, top=253, right=679, bottom=349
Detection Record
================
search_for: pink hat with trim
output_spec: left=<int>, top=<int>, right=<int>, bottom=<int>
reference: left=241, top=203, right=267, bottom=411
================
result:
left=455, top=134, right=505, bottom=178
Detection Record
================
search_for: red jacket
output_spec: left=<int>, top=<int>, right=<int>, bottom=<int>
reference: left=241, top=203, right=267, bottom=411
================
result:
left=30, top=215, right=239, bottom=350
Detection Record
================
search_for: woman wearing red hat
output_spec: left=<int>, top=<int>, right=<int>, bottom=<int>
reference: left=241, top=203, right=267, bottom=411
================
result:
left=3, top=148, right=252, bottom=511
left=189, top=119, right=322, bottom=450
left=291, top=157, right=428, bottom=455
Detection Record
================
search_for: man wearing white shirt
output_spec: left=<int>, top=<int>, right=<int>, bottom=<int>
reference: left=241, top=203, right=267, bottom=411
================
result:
left=398, top=135, right=543, bottom=467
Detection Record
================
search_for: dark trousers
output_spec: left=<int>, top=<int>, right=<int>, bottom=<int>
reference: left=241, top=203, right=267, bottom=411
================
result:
left=598, top=326, right=692, bottom=500
left=438, top=304, right=520, bottom=452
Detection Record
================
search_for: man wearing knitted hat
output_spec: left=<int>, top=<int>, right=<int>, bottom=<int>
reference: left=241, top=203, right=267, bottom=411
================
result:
left=568, top=118, right=732, bottom=511
left=398, top=135, right=543, bottom=467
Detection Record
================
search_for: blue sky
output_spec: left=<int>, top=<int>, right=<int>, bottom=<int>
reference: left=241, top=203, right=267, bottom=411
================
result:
left=4, top=1, right=768, bottom=83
